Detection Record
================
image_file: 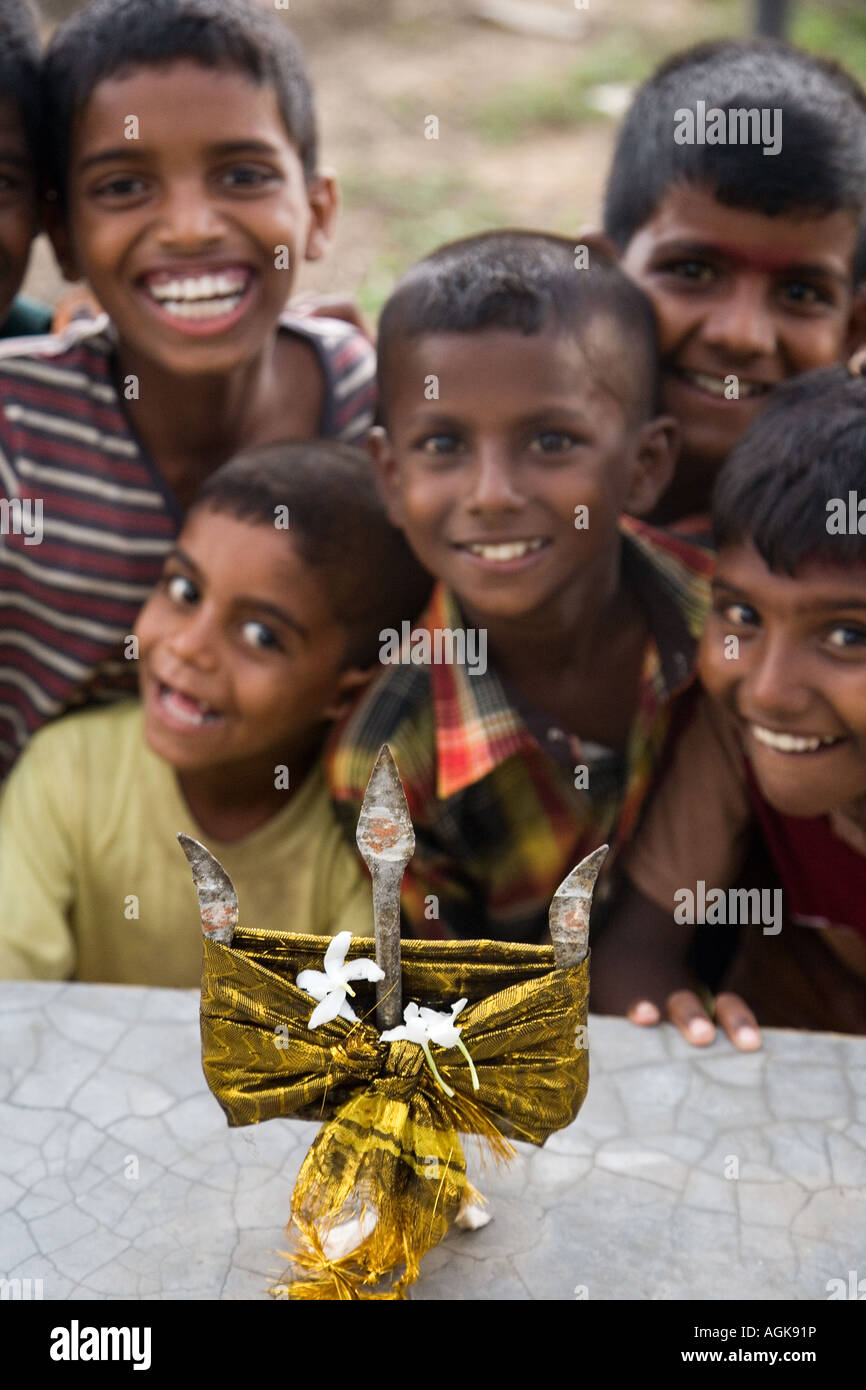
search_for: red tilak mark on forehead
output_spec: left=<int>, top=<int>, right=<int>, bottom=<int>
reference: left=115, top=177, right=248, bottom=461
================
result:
left=701, top=241, right=823, bottom=275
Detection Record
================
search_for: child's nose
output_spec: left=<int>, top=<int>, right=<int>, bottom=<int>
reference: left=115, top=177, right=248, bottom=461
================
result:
left=743, top=636, right=812, bottom=717
left=167, top=609, right=220, bottom=670
left=157, top=182, right=223, bottom=250
left=465, top=445, right=525, bottom=512
left=701, top=278, right=777, bottom=359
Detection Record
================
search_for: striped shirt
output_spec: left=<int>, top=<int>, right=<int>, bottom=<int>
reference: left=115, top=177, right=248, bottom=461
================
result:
left=0, top=312, right=376, bottom=778
left=327, top=518, right=714, bottom=943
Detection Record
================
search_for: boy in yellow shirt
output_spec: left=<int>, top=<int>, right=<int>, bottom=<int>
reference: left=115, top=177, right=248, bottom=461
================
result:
left=0, top=440, right=430, bottom=985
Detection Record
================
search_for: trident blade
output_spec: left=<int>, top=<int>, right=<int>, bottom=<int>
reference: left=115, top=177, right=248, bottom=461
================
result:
left=355, top=744, right=414, bottom=1028
left=549, top=844, right=609, bottom=968
left=177, top=833, right=239, bottom=945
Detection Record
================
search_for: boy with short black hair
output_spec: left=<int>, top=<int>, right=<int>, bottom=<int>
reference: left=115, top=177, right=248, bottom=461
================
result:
left=0, top=440, right=431, bottom=985
left=328, top=230, right=713, bottom=943
left=604, top=39, right=866, bottom=529
left=592, top=367, right=866, bottom=1043
left=0, top=0, right=50, bottom=337
left=0, top=0, right=375, bottom=780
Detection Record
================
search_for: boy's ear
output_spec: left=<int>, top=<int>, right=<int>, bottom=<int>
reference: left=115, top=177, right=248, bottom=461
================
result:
left=368, top=425, right=406, bottom=530
left=576, top=227, right=621, bottom=266
left=303, top=169, right=338, bottom=263
left=845, top=278, right=866, bottom=357
left=624, top=414, right=679, bottom=518
left=43, top=195, right=81, bottom=283
left=321, top=664, right=376, bottom=722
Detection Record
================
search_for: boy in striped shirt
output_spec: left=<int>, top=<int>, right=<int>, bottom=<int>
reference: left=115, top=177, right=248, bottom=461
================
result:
left=0, top=0, right=375, bottom=778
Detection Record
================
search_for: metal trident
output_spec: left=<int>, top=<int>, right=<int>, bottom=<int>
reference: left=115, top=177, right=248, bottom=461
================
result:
left=178, top=747, right=608, bottom=1029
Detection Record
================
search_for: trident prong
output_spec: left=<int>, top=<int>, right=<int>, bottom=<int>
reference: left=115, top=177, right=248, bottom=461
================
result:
left=177, top=833, right=239, bottom=946
left=549, top=845, right=609, bottom=968
left=355, top=744, right=414, bottom=1029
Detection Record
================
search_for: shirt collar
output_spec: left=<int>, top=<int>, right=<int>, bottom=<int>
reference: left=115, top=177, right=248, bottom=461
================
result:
left=424, top=520, right=710, bottom=799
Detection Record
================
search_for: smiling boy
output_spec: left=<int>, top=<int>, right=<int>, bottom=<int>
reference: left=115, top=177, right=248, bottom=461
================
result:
left=592, top=367, right=866, bottom=1043
left=0, top=0, right=374, bottom=779
left=0, top=441, right=430, bottom=985
left=327, top=232, right=713, bottom=942
left=604, top=40, right=866, bottom=529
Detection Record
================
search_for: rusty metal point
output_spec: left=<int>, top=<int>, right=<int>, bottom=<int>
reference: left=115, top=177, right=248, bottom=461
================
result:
left=549, top=844, right=609, bottom=968
left=356, top=744, right=414, bottom=1028
left=177, top=833, right=239, bottom=946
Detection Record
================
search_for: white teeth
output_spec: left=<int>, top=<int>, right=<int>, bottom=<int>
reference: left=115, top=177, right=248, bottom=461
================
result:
left=751, top=725, right=839, bottom=753
left=467, top=539, right=546, bottom=562
left=160, top=686, right=219, bottom=726
left=159, top=295, right=242, bottom=320
left=147, top=271, right=248, bottom=303
left=685, top=370, right=768, bottom=399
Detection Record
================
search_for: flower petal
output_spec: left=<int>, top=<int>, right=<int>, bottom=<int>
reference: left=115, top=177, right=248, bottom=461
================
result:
left=451, top=998, right=468, bottom=1019
left=379, top=1025, right=410, bottom=1043
left=343, top=956, right=385, bottom=984
left=296, top=969, right=329, bottom=1000
left=308, top=988, right=347, bottom=1029
left=323, top=931, right=352, bottom=979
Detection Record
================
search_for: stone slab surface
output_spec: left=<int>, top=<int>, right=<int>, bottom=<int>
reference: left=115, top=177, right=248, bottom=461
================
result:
left=1, top=982, right=864, bottom=1301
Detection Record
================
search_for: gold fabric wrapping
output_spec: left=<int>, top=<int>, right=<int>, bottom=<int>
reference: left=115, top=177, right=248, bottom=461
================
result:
left=200, top=929, right=589, bottom=1299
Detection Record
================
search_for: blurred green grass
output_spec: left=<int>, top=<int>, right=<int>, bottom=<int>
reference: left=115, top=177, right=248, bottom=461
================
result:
left=341, top=171, right=510, bottom=316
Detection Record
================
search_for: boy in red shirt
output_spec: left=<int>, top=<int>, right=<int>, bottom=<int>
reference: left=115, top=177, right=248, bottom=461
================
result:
left=593, top=367, right=866, bottom=1043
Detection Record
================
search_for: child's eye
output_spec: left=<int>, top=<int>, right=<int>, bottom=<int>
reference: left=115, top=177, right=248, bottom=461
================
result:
left=418, top=434, right=461, bottom=456
left=92, top=175, right=148, bottom=201
left=165, top=573, right=198, bottom=605
left=782, top=281, right=820, bottom=305
left=219, top=165, right=279, bottom=191
left=529, top=430, right=581, bottom=455
left=720, top=601, right=760, bottom=627
left=664, top=259, right=716, bottom=284
left=241, top=620, right=281, bottom=651
left=826, top=624, right=866, bottom=650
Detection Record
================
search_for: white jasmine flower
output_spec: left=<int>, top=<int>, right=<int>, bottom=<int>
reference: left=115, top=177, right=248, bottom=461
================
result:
left=380, top=999, right=479, bottom=1097
left=296, top=931, right=385, bottom=1030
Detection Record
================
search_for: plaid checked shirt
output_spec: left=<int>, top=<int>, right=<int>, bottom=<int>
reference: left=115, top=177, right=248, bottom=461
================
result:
left=326, top=517, right=713, bottom=942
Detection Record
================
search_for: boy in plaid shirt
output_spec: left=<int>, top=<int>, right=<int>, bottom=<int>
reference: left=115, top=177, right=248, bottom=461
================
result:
left=327, top=233, right=713, bottom=942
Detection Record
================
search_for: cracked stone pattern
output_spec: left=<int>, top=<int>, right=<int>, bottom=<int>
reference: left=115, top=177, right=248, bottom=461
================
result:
left=1, top=983, right=864, bottom=1301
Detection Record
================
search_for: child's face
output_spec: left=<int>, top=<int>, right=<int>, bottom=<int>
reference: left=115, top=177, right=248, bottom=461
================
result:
left=56, top=62, right=336, bottom=376
left=0, top=98, right=38, bottom=323
left=700, top=541, right=866, bottom=820
left=620, top=184, right=860, bottom=490
left=372, top=323, right=675, bottom=627
left=134, top=509, right=361, bottom=780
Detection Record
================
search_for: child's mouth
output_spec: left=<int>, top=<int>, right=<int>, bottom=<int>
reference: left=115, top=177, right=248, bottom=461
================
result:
left=675, top=368, right=773, bottom=401
left=749, top=723, right=844, bottom=754
left=456, top=537, right=551, bottom=569
left=156, top=679, right=224, bottom=729
left=138, top=267, right=254, bottom=334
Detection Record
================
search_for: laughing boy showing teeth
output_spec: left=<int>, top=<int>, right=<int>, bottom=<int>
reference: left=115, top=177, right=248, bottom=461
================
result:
left=0, top=442, right=430, bottom=984
left=0, top=0, right=375, bottom=781
left=592, top=368, right=866, bottom=1045
left=327, top=232, right=713, bottom=943
left=602, top=40, right=866, bottom=532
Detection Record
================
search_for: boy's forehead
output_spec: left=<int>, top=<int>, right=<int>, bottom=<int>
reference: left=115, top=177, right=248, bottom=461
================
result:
left=623, top=183, right=859, bottom=278
left=388, top=321, right=638, bottom=418
left=716, top=541, right=866, bottom=606
left=72, top=60, right=297, bottom=162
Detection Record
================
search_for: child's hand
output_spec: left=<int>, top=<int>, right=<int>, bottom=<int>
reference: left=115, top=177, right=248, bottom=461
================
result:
left=628, top=989, right=762, bottom=1051
left=592, top=879, right=763, bottom=1051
